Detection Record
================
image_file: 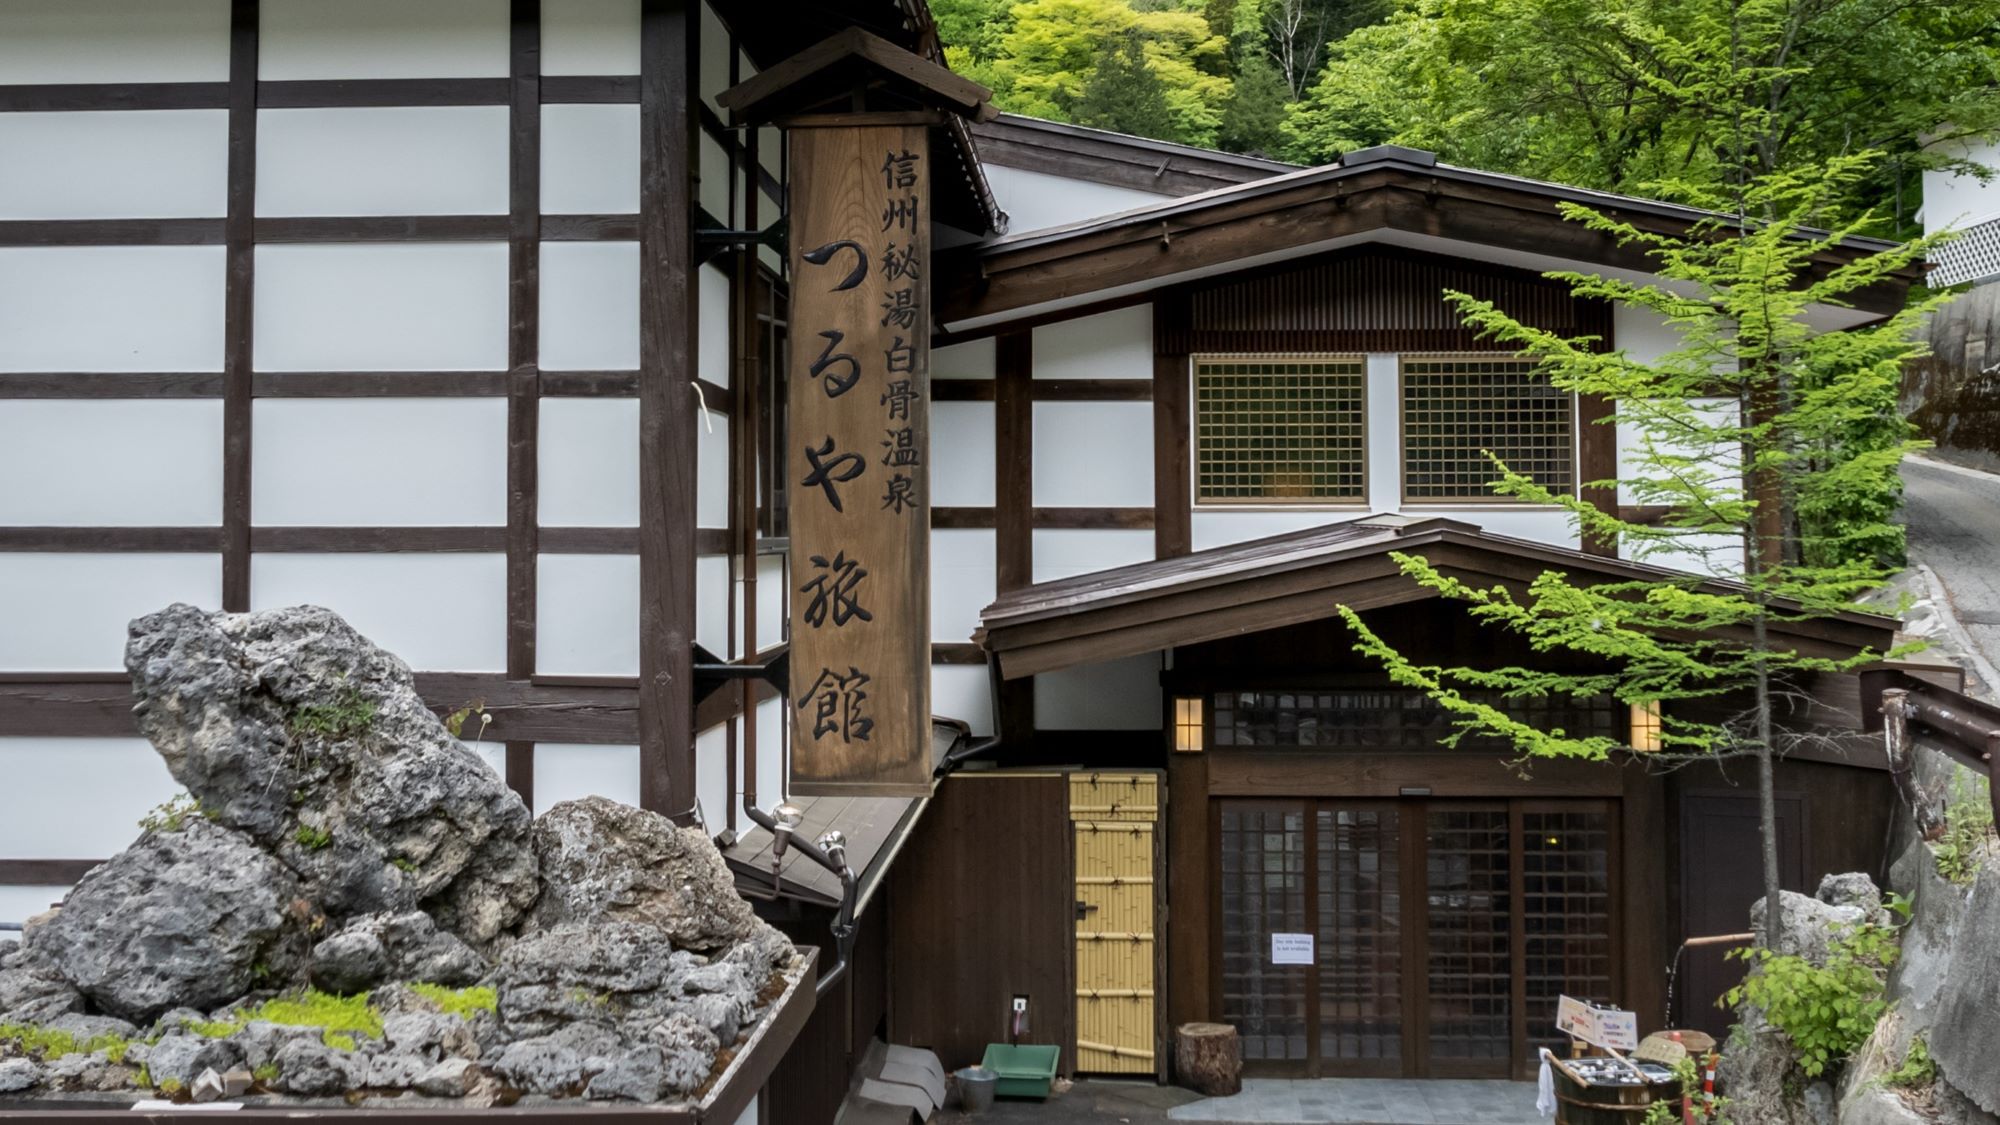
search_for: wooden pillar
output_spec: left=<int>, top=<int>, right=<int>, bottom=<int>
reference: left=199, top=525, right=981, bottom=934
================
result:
left=1165, top=749, right=1210, bottom=1031
left=995, top=330, right=1035, bottom=742
left=1152, top=296, right=1192, bottom=560
left=1577, top=392, right=1617, bottom=558
left=220, top=0, right=256, bottom=612
left=503, top=0, right=541, bottom=808
left=638, top=0, right=699, bottom=819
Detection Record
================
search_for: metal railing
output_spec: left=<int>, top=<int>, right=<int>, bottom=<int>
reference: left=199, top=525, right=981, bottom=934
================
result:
left=1862, top=668, right=2000, bottom=830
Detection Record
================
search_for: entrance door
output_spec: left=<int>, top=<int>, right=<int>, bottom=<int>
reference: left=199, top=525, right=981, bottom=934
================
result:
left=1072, top=772, right=1160, bottom=1074
left=1217, top=797, right=1618, bottom=1078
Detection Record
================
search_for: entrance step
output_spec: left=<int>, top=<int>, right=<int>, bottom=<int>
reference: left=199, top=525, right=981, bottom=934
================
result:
left=1165, top=1077, right=1544, bottom=1125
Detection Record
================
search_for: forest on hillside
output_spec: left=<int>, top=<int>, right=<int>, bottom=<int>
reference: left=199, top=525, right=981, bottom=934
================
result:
left=935, top=0, right=2000, bottom=236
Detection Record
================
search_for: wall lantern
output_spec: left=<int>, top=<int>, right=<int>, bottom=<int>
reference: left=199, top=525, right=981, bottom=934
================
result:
left=1629, top=700, right=1663, bottom=752
left=1173, top=696, right=1205, bottom=753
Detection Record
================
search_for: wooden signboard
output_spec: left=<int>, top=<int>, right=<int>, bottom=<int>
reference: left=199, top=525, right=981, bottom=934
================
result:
left=786, top=122, right=932, bottom=796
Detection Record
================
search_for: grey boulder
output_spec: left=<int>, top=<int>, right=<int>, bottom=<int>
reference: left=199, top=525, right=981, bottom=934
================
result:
left=124, top=603, right=539, bottom=949
left=0, top=956, right=82, bottom=1024
left=273, top=1038, right=366, bottom=1097
left=309, top=911, right=486, bottom=995
left=147, top=1032, right=244, bottom=1088
left=491, top=1023, right=623, bottom=1095
left=35, top=818, right=305, bottom=1022
left=414, top=1057, right=478, bottom=1097
left=1930, top=853, right=2000, bottom=1116
left=0, top=1058, right=41, bottom=1093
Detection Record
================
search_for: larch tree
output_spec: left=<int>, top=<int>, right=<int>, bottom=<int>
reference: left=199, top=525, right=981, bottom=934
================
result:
left=1338, top=155, right=1949, bottom=951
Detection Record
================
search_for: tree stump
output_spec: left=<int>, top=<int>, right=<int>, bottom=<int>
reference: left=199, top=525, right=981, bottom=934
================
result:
left=1174, top=1022, right=1242, bottom=1096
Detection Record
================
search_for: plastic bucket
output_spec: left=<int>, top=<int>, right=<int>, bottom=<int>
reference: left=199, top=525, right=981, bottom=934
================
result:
left=957, top=1066, right=998, bottom=1114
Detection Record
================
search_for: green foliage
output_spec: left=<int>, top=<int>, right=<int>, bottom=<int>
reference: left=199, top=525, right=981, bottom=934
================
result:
left=252, top=1062, right=280, bottom=1085
left=0, top=1023, right=135, bottom=1061
left=138, top=792, right=209, bottom=834
left=1933, top=771, right=1995, bottom=885
left=390, top=856, right=417, bottom=873
left=408, top=983, right=498, bottom=1021
left=1880, top=1034, right=1936, bottom=1090
left=191, top=989, right=385, bottom=1045
left=1724, top=921, right=1900, bottom=1077
left=441, top=699, right=488, bottom=740
left=1219, top=54, right=1290, bottom=154
left=135, top=1065, right=151, bottom=1089
left=1072, top=30, right=1179, bottom=139
left=294, top=824, right=332, bottom=851
left=290, top=686, right=376, bottom=740
left=1641, top=1055, right=1727, bottom=1124
left=157, top=1076, right=183, bottom=1096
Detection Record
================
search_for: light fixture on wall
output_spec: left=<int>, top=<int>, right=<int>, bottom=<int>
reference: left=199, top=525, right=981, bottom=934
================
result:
left=1629, top=700, right=1663, bottom=752
left=1173, top=696, right=1204, bottom=753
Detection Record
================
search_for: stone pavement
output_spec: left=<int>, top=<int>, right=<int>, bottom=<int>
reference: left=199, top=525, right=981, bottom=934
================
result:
left=932, top=1077, right=1545, bottom=1125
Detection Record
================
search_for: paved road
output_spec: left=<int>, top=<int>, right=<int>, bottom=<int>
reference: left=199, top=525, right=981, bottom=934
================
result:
left=1902, top=456, right=2000, bottom=680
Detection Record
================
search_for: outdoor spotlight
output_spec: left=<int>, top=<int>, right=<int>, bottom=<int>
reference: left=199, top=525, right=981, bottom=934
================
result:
left=770, top=801, right=805, bottom=860
left=817, top=829, right=847, bottom=865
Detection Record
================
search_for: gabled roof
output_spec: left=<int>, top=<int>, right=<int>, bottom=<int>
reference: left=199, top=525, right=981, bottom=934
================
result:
left=938, top=144, right=1918, bottom=330
left=975, top=514, right=1900, bottom=679
left=972, top=113, right=1297, bottom=197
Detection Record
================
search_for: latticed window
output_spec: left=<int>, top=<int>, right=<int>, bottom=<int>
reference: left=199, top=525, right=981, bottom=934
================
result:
left=1401, top=355, right=1573, bottom=503
left=1211, top=689, right=1619, bottom=751
left=1194, top=356, right=1366, bottom=504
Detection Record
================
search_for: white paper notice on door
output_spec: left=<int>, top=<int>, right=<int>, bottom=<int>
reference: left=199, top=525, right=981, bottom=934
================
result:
left=1270, top=932, right=1314, bottom=965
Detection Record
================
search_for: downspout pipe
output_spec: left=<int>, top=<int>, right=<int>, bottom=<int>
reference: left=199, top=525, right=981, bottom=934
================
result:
left=741, top=799, right=858, bottom=999
left=933, top=649, right=1007, bottom=776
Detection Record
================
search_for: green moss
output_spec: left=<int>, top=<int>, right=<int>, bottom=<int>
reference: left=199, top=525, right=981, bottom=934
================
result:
left=290, top=687, right=377, bottom=740
left=408, top=982, right=498, bottom=1020
left=321, top=1032, right=357, bottom=1052
left=294, top=824, right=332, bottom=850
left=252, top=1062, right=280, bottom=1084
left=157, top=1077, right=184, bottom=1095
left=138, top=792, right=206, bottom=834
left=0, top=1024, right=137, bottom=1062
left=390, top=857, right=417, bottom=873
left=190, top=988, right=385, bottom=1046
left=135, top=1066, right=151, bottom=1088
left=182, top=1018, right=239, bottom=1039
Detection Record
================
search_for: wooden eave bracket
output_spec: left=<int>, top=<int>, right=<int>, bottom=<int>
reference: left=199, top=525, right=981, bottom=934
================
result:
left=716, top=26, right=995, bottom=127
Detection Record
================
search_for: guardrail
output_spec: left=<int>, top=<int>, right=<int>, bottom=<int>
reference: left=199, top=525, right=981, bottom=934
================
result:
left=1860, top=668, right=2000, bottom=831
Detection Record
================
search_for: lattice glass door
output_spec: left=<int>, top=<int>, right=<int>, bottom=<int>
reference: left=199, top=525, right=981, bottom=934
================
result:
left=1317, top=804, right=1403, bottom=1075
left=1218, top=800, right=1309, bottom=1065
left=1423, top=805, right=1513, bottom=1077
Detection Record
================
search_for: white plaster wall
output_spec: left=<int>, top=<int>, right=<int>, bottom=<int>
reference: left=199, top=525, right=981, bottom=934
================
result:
left=935, top=338, right=995, bottom=380
left=932, top=401, right=996, bottom=507
left=532, top=743, right=640, bottom=815
left=1190, top=510, right=1355, bottom=551
left=699, top=131, right=730, bottom=226
left=1627, top=531, right=1744, bottom=579
left=253, top=399, right=506, bottom=526
left=0, top=0, right=230, bottom=84
left=257, top=107, right=509, bottom=217
left=1034, top=653, right=1162, bottom=730
left=984, top=164, right=1173, bottom=233
left=1612, top=302, right=1684, bottom=507
left=1034, top=402, right=1153, bottom=507
left=695, top=722, right=729, bottom=835
left=0, top=738, right=178, bottom=858
left=1923, top=136, right=2000, bottom=236
left=698, top=263, right=731, bottom=386
left=1032, top=305, right=1152, bottom=380
left=255, top=244, right=507, bottom=371
left=252, top=554, right=504, bottom=671
left=1415, top=507, right=1579, bottom=548
left=258, top=0, right=509, bottom=80
left=539, top=398, right=639, bottom=526
left=696, top=555, right=730, bottom=658
left=540, top=241, right=638, bottom=371
left=697, top=415, right=730, bottom=529
left=0, top=247, right=224, bottom=372
left=932, top=529, right=995, bottom=643
left=1364, top=352, right=1401, bottom=512
left=932, top=664, right=993, bottom=736
left=0, top=111, right=227, bottom=220
left=753, top=696, right=785, bottom=806
left=537, top=554, right=638, bottom=676
left=540, top=0, right=639, bottom=76
left=698, top=0, right=732, bottom=114
left=1032, top=529, right=1154, bottom=583
left=0, top=401, right=222, bottom=526
left=0, top=554, right=220, bottom=671
left=541, top=104, right=639, bottom=215
left=754, top=554, right=786, bottom=653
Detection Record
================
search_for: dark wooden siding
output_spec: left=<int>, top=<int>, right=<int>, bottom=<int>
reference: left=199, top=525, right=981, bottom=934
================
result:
left=765, top=899, right=890, bottom=1125
left=888, top=773, right=1074, bottom=1074
left=1157, top=246, right=1612, bottom=356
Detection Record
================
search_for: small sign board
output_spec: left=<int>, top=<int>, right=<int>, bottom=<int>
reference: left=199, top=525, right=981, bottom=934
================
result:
left=1271, top=932, right=1314, bottom=965
left=1555, top=994, right=1638, bottom=1051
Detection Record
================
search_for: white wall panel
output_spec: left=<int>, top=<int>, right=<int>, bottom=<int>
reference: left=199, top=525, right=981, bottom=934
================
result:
left=1922, top=136, right=2000, bottom=235
left=1032, top=529, right=1154, bottom=583
left=1627, top=531, right=1744, bottom=580
left=984, top=165, right=1172, bottom=233
left=0, top=247, right=223, bottom=372
left=541, top=0, right=640, bottom=75
left=258, top=0, right=508, bottom=80
left=932, top=529, right=995, bottom=643
left=0, top=111, right=227, bottom=220
left=532, top=743, right=640, bottom=815
left=252, top=554, right=504, bottom=671
left=695, top=723, right=729, bottom=835
left=0, top=738, right=178, bottom=859
left=0, top=0, right=230, bottom=84
left=697, top=416, right=730, bottom=529
left=698, top=1, right=732, bottom=113
left=755, top=554, right=786, bottom=653
left=254, top=399, right=505, bottom=526
left=539, top=398, right=639, bottom=526
left=1423, top=507, right=1578, bottom=548
left=464, top=739, right=506, bottom=778
left=1034, top=654, right=1162, bottom=730
left=540, top=241, right=638, bottom=371
left=537, top=554, right=638, bottom=676
left=1192, top=510, right=1351, bottom=551
left=1033, top=402, right=1153, bottom=507
left=696, top=555, right=730, bottom=658
left=699, top=132, right=730, bottom=226
left=0, top=887, right=67, bottom=927
left=698, top=263, right=731, bottom=386
left=257, top=107, right=508, bottom=217
left=932, top=664, right=993, bottom=736
left=1031, top=305, right=1152, bottom=380
left=1365, top=353, right=1401, bottom=512
left=753, top=696, right=785, bottom=805
left=935, top=338, right=995, bottom=380
left=0, top=554, right=220, bottom=671
left=932, top=401, right=996, bottom=507
left=255, top=244, right=506, bottom=372
left=541, top=104, right=639, bottom=215
left=0, top=401, right=221, bottom=526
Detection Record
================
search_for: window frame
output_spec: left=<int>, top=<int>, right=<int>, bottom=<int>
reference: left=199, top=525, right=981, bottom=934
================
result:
left=1189, top=352, right=1371, bottom=509
left=1396, top=352, right=1577, bottom=506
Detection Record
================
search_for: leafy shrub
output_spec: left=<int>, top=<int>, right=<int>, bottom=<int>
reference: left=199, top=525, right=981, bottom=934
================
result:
left=1881, top=1034, right=1935, bottom=1089
left=1933, top=772, right=1994, bottom=886
left=1725, top=921, right=1899, bottom=1077
left=290, top=687, right=376, bottom=739
left=294, top=824, right=333, bottom=851
left=138, top=793, right=210, bottom=834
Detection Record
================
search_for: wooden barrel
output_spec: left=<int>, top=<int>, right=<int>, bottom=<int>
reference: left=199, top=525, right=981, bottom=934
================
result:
left=1554, top=1064, right=1680, bottom=1125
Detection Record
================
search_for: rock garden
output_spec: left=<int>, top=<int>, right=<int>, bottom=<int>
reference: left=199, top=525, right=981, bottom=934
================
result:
left=0, top=604, right=800, bottom=1108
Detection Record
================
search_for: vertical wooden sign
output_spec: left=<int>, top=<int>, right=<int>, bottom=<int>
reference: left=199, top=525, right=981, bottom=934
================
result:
left=787, top=122, right=932, bottom=796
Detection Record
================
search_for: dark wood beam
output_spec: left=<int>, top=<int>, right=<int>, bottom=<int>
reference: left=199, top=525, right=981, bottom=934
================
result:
left=221, top=0, right=258, bottom=613
left=506, top=0, right=544, bottom=807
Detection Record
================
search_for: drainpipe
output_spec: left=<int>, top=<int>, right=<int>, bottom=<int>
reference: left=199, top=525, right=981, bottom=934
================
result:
left=741, top=798, right=858, bottom=999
